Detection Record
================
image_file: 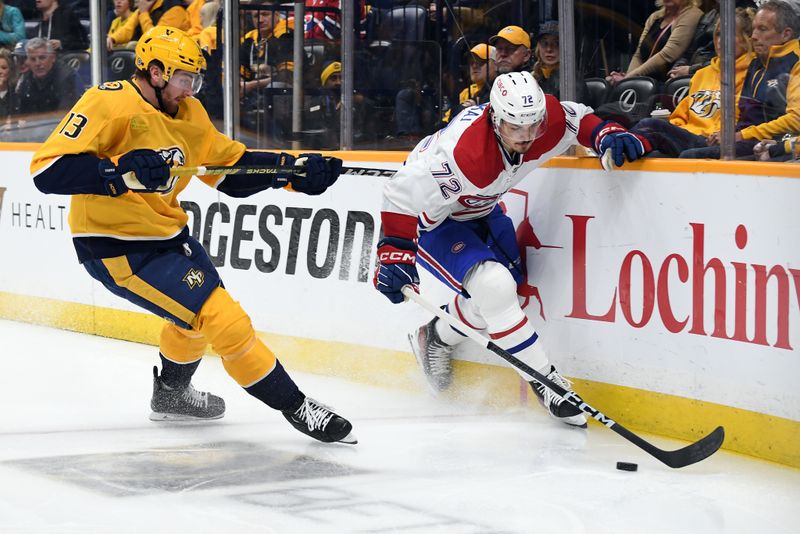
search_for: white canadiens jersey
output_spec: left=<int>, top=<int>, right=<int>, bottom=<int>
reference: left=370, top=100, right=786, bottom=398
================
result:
left=382, top=95, right=601, bottom=239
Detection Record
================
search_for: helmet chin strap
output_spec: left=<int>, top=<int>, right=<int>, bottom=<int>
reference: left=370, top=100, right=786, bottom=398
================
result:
left=147, top=72, right=170, bottom=115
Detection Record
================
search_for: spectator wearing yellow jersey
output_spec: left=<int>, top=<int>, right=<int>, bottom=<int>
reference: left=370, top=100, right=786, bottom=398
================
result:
left=185, top=0, right=205, bottom=37
left=107, top=0, right=191, bottom=50
left=106, top=0, right=139, bottom=50
left=630, top=8, right=755, bottom=157
left=194, top=1, right=218, bottom=52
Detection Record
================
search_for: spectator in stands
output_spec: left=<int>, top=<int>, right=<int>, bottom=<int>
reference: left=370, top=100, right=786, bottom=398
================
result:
left=630, top=7, right=755, bottom=157
left=460, top=43, right=495, bottom=108
left=108, top=0, right=191, bottom=49
left=194, top=0, right=217, bottom=52
left=489, top=25, right=532, bottom=75
left=394, top=76, right=436, bottom=136
left=0, top=48, right=20, bottom=118
left=185, top=0, right=205, bottom=36
left=667, top=0, right=719, bottom=79
left=11, top=38, right=27, bottom=79
left=443, top=43, right=496, bottom=123
left=32, top=0, right=90, bottom=52
left=304, top=0, right=367, bottom=41
left=0, top=0, right=25, bottom=50
left=680, top=0, right=800, bottom=159
left=532, top=20, right=560, bottom=97
left=240, top=7, right=293, bottom=96
left=16, top=37, right=79, bottom=113
left=667, top=0, right=757, bottom=79
left=306, top=60, right=344, bottom=148
left=106, top=0, right=139, bottom=50
left=606, top=0, right=703, bottom=85
left=753, top=135, right=799, bottom=161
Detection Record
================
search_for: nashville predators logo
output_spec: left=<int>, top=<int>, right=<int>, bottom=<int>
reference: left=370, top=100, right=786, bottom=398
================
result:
left=159, top=146, right=186, bottom=168
left=688, top=90, right=720, bottom=118
left=183, top=268, right=205, bottom=289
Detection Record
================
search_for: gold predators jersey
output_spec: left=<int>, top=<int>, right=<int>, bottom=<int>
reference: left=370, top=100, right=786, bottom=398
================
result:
left=31, top=80, right=246, bottom=242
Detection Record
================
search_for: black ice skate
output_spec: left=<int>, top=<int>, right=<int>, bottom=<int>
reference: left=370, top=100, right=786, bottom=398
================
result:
left=150, top=366, right=226, bottom=421
left=530, top=366, right=587, bottom=428
left=408, top=317, right=455, bottom=392
left=282, top=396, right=357, bottom=444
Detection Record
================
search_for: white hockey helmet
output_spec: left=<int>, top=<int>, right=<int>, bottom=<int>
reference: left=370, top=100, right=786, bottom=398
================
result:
left=489, top=71, right=546, bottom=129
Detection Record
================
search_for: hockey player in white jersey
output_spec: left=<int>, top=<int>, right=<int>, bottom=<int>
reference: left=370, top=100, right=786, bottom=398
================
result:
left=373, top=71, right=650, bottom=427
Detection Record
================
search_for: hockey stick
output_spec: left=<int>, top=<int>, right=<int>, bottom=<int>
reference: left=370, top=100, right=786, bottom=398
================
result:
left=401, top=286, right=725, bottom=469
left=170, top=164, right=398, bottom=178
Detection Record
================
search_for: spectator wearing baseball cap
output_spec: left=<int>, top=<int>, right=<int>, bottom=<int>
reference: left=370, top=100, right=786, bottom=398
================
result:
left=443, top=43, right=497, bottom=122
left=489, top=25, right=532, bottom=74
left=532, top=20, right=560, bottom=97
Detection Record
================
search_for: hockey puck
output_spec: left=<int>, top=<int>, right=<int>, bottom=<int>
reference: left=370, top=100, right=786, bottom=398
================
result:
left=616, top=461, right=638, bottom=471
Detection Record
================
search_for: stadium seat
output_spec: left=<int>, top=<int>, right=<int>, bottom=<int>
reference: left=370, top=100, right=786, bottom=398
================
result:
left=604, top=76, right=660, bottom=125
left=108, top=49, right=137, bottom=81
left=583, top=77, right=610, bottom=109
left=372, top=5, right=427, bottom=42
left=663, top=75, right=692, bottom=110
left=60, top=51, right=89, bottom=73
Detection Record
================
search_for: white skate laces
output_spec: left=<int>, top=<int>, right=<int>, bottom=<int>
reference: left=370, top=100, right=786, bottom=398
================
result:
left=426, top=337, right=454, bottom=375
left=180, top=384, right=209, bottom=408
left=294, top=397, right=335, bottom=432
left=531, top=366, right=587, bottom=428
left=536, top=368, right=572, bottom=408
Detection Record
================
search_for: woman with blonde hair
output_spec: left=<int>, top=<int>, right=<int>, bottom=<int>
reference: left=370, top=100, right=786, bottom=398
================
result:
left=630, top=7, right=756, bottom=157
left=607, top=0, right=704, bottom=84
left=0, top=47, right=19, bottom=119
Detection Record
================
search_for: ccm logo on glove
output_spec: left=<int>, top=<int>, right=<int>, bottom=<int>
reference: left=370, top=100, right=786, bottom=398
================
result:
left=374, top=236, right=419, bottom=304
left=378, top=250, right=417, bottom=263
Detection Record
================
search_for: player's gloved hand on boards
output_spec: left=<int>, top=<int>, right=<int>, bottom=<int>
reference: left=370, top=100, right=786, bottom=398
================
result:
left=290, top=154, right=342, bottom=195
left=99, top=149, right=172, bottom=196
left=592, top=121, right=651, bottom=171
left=373, top=237, right=419, bottom=304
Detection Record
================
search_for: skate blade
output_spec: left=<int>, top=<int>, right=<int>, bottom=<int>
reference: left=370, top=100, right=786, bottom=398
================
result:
left=564, top=418, right=588, bottom=429
left=535, top=398, right=588, bottom=428
left=555, top=412, right=588, bottom=429
left=337, top=431, right=358, bottom=445
left=149, top=411, right=225, bottom=422
left=407, top=333, right=449, bottom=396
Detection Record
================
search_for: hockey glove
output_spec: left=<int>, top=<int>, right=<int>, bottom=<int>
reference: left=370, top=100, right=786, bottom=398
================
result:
left=290, top=154, right=342, bottom=195
left=270, top=152, right=296, bottom=188
left=592, top=121, right=651, bottom=171
left=99, top=149, right=173, bottom=196
left=373, top=237, right=419, bottom=304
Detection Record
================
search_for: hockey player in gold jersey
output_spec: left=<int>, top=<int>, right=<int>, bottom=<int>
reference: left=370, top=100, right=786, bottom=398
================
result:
left=30, top=26, right=356, bottom=444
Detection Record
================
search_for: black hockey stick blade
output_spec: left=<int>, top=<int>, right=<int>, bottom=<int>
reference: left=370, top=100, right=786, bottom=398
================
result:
left=611, top=420, right=725, bottom=469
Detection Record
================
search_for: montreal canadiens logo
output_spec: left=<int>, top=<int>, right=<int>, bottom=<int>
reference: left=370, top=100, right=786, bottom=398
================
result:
left=451, top=242, right=466, bottom=253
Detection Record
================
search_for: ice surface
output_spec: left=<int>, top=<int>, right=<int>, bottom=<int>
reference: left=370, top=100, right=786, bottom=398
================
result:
left=0, top=319, right=797, bottom=534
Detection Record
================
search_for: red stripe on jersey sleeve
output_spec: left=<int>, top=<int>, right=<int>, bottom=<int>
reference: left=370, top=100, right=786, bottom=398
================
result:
left=577, top=113, right=603, bottom=148
left=381, top=212, right=418, bottom=240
